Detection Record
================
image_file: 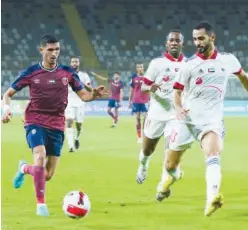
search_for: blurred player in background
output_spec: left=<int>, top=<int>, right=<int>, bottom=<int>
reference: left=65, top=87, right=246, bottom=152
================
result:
left=156, top=21, right=248, bottom=216
left=91, top=71, right=124, bottom=127
left=136, top=30, right=185, bottom=185
left=65, top=57, right=91, bottom=152
left=2, top=34, right=107, bottom=216
left=129, top=64, right=150, bottom=143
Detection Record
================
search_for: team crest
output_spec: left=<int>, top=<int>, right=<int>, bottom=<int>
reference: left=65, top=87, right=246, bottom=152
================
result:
left=165, top=68, right=170, bottom=72
left=198, top=69, right=204, bottom=74
left=175, top=68, right=179, bottom=72
left=62, top=77, right=68, bottom=85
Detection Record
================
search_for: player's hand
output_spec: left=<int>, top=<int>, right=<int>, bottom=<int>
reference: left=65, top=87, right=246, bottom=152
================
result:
left=92, top=85, right=109, bottom=99
left=150, top=83, right=162, bottom=93
left=2, top=107, right=12, bottom=124
left=176, top=108, right=189, bottom=121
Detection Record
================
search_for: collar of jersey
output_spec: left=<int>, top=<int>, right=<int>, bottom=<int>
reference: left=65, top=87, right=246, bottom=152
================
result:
left=39, top=62, right=59, bottom=72
left=164, top=51, right=184, bottom=62
left=196, top=48, right=218, bottom=60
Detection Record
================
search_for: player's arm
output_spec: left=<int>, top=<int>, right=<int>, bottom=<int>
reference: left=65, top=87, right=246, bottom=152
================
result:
left=141, top=60, right=161, bottom=93
left=128, top=86, right=134, bottom=107
left=91, top=71, right=108, bottom=81
left=234, top=69, right=248, bottom=91
left=82, top=73, right=92, bottom=92
left=2, top=69, right=30, bottom=123
left=173, top=63, right=190, bottom=120
left=2, top=88, right=17, bottom=123
left=76, top=86, right=108, bottom=102
left=71, top=72, right=108, bottom=101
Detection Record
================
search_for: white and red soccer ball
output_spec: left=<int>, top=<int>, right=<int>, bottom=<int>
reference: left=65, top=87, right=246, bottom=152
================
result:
left=62, top=190, right=91, bottom=219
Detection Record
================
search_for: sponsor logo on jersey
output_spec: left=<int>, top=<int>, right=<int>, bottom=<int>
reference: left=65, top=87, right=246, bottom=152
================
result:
left=33, top=79, right=40, bottom=84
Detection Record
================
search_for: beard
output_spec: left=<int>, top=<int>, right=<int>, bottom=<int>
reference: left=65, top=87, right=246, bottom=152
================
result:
left=197, top=43, right=210, bottom=53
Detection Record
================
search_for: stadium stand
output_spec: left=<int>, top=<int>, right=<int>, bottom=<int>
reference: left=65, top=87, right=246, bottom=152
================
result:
left=1, top=0, right=248, bottom=99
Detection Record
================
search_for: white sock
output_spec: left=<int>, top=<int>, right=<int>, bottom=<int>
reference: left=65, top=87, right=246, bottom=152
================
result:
left=139, top=150, right=150, bottom=169
left=66, top=128, right=74, bottom=149
left=205, top=155, right=221, bottom=203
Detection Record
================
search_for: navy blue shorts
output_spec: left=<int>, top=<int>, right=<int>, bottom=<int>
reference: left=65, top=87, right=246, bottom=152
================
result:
left=25, top=124, right=64, bottom=157
left=108, top=99, right=120, bottom=108
left=132, top=103, right=148, bottom=113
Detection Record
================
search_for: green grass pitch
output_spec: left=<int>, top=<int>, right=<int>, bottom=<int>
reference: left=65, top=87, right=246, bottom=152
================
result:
left=2, top=116, right=248, bottom=230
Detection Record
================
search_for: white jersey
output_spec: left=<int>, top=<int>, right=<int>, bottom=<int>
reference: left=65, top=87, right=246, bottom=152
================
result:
left=144, top=52, right=186, bottom=121
left=174, top=50, right=242, bottom=125
left=68, top=71, right=91, bottom=107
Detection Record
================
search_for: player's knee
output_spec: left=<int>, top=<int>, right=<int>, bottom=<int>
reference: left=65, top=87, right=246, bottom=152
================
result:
left=46, top=173, right=53, bottom=181
left=45, top=170, right=54, bottom=181
left=165, top=159, right=179, bottom=171
left=143, top=146, right=155, bottom=156
left=33, top=146, right=46, bottom=166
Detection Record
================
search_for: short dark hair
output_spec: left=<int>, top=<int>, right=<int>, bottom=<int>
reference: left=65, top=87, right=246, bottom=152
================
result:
left=194, top=21, right=214, bottom=34
left=114, top=72, right=120, bottom=75
left=167, top=29, right=184, bottom=41
left=40, top=34, right=59, bottom=47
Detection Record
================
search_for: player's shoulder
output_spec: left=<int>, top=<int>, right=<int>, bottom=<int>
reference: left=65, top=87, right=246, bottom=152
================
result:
left=58, top=64, right=75, bottom=74
left=185, top=54, right=198, bottom=63
left=20, top=63, right=40, bottom=76
left=150, top=55, right=165, bottom=64
left=218, top=51, right=238, bottom=60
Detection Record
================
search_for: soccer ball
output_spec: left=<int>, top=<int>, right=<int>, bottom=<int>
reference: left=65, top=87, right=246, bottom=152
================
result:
left=62, top=190, right=91, bottom=219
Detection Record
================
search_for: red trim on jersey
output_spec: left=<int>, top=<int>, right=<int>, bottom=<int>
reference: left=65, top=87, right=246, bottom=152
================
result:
left=233, top=67, right=243, bottom=75
left=164, top=52, right=184, bottom=62
left=143, top=77, right=154, bottom=86
left=173, top=82, right=184, bottom=90
left=196, top=48, right=218, bottom=60
left=86, top=82, right=91, bottom=86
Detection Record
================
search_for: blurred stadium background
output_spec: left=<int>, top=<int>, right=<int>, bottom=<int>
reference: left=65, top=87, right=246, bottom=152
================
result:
left=1, top=0, right=248, bottom=100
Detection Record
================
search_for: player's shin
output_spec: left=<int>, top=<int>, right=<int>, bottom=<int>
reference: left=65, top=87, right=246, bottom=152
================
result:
left=139, top=150, right=151, bottom=169
left=33, top=166, right=46, bottom=204
left=205, top=155, right=222, bottom=203
left=75, top=122, right=82, bottom=140
left=66, top=127, right=74, bottom=150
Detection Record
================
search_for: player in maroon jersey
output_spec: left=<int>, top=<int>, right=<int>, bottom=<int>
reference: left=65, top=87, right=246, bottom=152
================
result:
left=2, top=34, right=108, bottom=216
left=91, top=71, right=124, bottom=127
left=129, top=64, right=150, bottom=143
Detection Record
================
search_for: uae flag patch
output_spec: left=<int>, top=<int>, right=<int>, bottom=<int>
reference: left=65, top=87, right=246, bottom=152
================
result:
left=208, top=68, right=215, bottom=73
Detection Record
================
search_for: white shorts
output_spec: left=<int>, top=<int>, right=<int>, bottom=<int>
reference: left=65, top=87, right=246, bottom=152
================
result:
left=65, top=105, right=85, bottom=123
left=169, top=121, right=225, bottom=151
left=144, top=118, right=178, bottom=140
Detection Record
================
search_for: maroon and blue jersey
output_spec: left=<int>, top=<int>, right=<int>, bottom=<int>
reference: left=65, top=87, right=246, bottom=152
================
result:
left=11, top=63, right=83, bottom=131
left=130, top=74, right=149, bottom=104
left=109, top=80, right=123, bottom=100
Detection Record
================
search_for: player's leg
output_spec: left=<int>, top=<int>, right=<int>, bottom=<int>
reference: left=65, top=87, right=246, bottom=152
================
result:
left=136, top=118, right=164, bottom=184
left=45, top=156, right=60, bottom=181
left=13, top=125, right=49, bottom=216
left=107, top=99, right=115, bottom=124
left=200, top=126, right=224, bottom=216
left=74, top=106, right=85, bottom=149
left=113, top=104, right=119, bottom=126
left=156, top=123, right=194, bottom=201
left=135, top=111, right=142, bottom=143
left=65, top=106, right=75, bottom=152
